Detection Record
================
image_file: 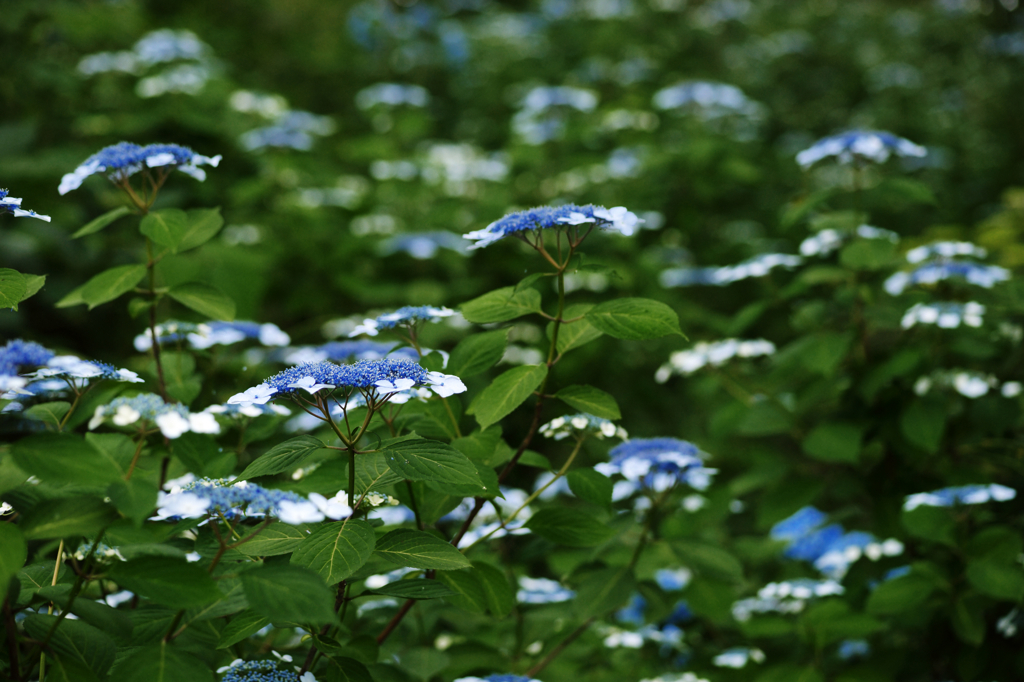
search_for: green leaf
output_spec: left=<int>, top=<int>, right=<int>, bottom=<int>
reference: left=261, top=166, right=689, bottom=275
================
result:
left=0, top=524, right=27, bottom=588
left=374, top=529, right=472, bottom=570
left=369, top=578, right=455, bottom=600
left=586, top=298, right=683, bottom=340
left=37, top=585, right=133, bottom=642
left=801, top=422, right=863, bottom=464
left=461, top=286, right=542, bottom=323
left=79, top=264, right=147, bottom=309
left=110, top=556, right=222, bottom=608
left=176, top=207, right=225, bottom=252
left=472, top=561, right=514, bottom=618
left=756, top=664, right=824, bottom=682
left=217, top=609, right=271, bottom=649
left=672, top=541, right=744, bottom=582
left=55, top=282, right=86, bottom=308
left=239, top=435, right=326, bottom=480
left=171, top=432, right=219, bottom=475
left=566, top=468, right=613, bottom=507
left=291, top=519, right=377, bottom=584
left=322, top=655, right=375, bottom=682
left=21, top=497, right=117, bottom=540
left=139, top=209, right=189, bottom=251
left=23, top=401, right=71, bottom=429
left=167, top=282, right=236, bottom=320
left=22, top=614, right=117, bottom=677
left=555, top=384, right=621, bottom=420
left=21, top=273, right=46, bottom=300
left=240, top=563, right=337, bottom=625
left=951, top=594, right=986, bottom=646
left=866, top=573, right=938, bottom=615
left=447, top=328, right=510, bottom=377
left=107, top=478, right=158, bottom=527
left=839, top=239, right=897, bottom=270
left=874, top=177, right=938, bottom=206
left=525, top=508, right=616, bottom=547
left=550, top=303, right=603, bottom=354
left=12, top=433, right=124, bottom=487
left=451, top=427, right=506, bottom=466
left=113, top=642, right=213, bottom=682
left=965, top=560, right=1024, bottom=601
left=236, top=522, right=310, bottom=557
left=900, top=398, right=945, bottom=454
left=573, top=567, right=635, bottom=618
left=468, top=364, right=547, bottom=430
left=0, top=268, right=28, bottom=310
left=155, top=351, right=203, bottom=404
left=382, top=439, right=486, bottom=491
left=901, top=507, right=956, bottom=546
left=73, top=206, right=132, bottom=238
left=355, top=451, right=403, bottom=494
left=435, top=569, right=487, bottom=614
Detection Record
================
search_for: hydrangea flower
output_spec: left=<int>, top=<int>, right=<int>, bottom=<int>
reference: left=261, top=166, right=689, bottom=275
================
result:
left=227, top=359, right=466, bottom=406
left=77, top=29, right=210, bottom=75
left=205, top=402, right=291, bottom=420
left=713, top=647, right=765, bottom=669
left=516, top=576, right=576, bottom=604
left=912, top=369, right=1020, bottom=399
left=355, top=82, right=430, bottom=109
left=0, top=188, right=50, bottom=221
left=652, top=81, right=765, bottom=124
left=58, top=142, right=221, bottom=195
left=905, top=241, right=987, bottom=263
left=454, top=676, right=540, bottom=682
left=903, top=484, right=1016, bottom=511
left=21, top=355, right=143, bottom=388
left=901, top=301, right=984, bottom=329
left=655, top=338, right=775, bottom=382
left=597, top=438, right=715, bottom=496
left=799, top=224, right=898, bottom=257
left=639, top=675, right=709, bottom=682
left=770, top=506, right=903, bottom=578
left=659, top=253, right=802, bottom=287
left=795, top=130, right=927, bottom=168
left=655, top=568, right=693, bottom=591
left=73, top=541, right=126, bottom=562
left=838, top=639, right=870, bottom=660
left=349, top=306, right=455, bottom=337
left=0, top=339, right=55, bottom=374
left=463, top=203, right=642, bottom=250
left=239, top=111, right=335, bottom=152
left=884, top=261, right=1011, bottom=295
left=281, top=340, right=404, bottom=365
left=378, top=231, right=468, bottom=259
left=217, top=658, right=316, bottom=682
left=88, top=393, right=220, bottom=439
left=156, top=477, right=344, bottom=525
left=538, top=413, right=627, bottom=441
left=731, top=579, right=843, bottom=621
left=133, top=320, right=289, bottom=352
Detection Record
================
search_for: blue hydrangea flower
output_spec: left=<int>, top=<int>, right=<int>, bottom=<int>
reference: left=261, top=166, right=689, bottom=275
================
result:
left=903, top=483, right=1016, bottom=511
left=597, top=438, right=715, bottom=494
left=516, top=577, right=576, bottom=604
left=350, top=305, right=455, bottom=337
left=282, top=340, right=403, bottom=365
left=58, top=142, right=221, bottom=194
left=217, top=658, right=316, bottom=682
left=239, top=111, right=335, bottom=152
left=884, top=261, right=1011, bottom=295
left=538, top=413, right=627, bottom=441
left=799, top=224, right=898, bottom=257
left=770, top=506, right=828, bottom=541
left=713, top=647, right=765, bottom=669
left=616, top=593, right=647, bottom=626
left=732, top=578, right=844, bottom=622
left=652, top=81, right=765, bottom=124
left=464, top=203, right=642, bottom=250
left=228, top=359, right=466, bottom=406
left=837, top=639, right=870, bottom=660
left=0, top=340, right=55, bottom=375
left=22, top=355, right=143, bottom=387
left=378, top=231, right=468, bottom=259
left=0, top=188, right=50, bottom=221
left=771, top=506, right=904, bottom=578
left=659, top=253, right=802, bottom=288
left=655, top=567, right=693, bottom=591
left=656, top=338, right=775, bottom=383
left=901, top=301, right=984, bottom=329
left=156, top=477, right=337, bottom=525
left=88, top=393, right=220, bottom=439
left=905, top=241, right=987, bottom=264
left=356, top=82, right=430, bottom=109
left=795, top=130, right=926, bottom=168
left=134, top=320, right=290, bottom=352
left=454, top=676, right=540, bottom=682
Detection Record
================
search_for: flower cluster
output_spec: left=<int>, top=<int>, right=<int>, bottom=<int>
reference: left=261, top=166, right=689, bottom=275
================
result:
left=516, top=576, right=576, bottom=604
left=463, top=204, right=641, bottom=250
left=512, top=85, right=598, bottom=144
left=901, top=301, right=984, bottom=329
left=597, top=438, right=715, bottom=496
left=795, top=130, right=927, bottom=168
left=205, top=402, right=291, bottom=420
left=1, top=188, right=50, bottom=221
left=350, top=305, right=455, bottom=336
left=228, top=359, right=466, bottom=406
left=455, top=676, right=540, bottom=682
left=659, top=253, right=802, bottom=288
left=77, top=29, right=209, bottom=75
left=770, top=506, right=904, bottom=579
left=906, top=241, right=988, bottom=263
left=218, top=658, right=316, bottom=682
left=379, top=231, right=468, bottom=259
left=22, top=355, right=143, bottom=386
left=355, top=82, right=430, bottom=109
left=282, top=340, right=411, bottom=365
left=73, top=541, right=126, bottom=562
left=240, top=111, right=335, bottom=152
left=884, top=261, right=1011, bottom=295
left=714, top=647, right=765, bottom=669
left=0, top=340, right=55, bottom=393
left=88, top=394, right=220, bottom=439
left=652, top=81, right=764, bottom=121
left=58, top=142, right=221, bottom=195
left=157, top=477, right=350, bottom=525
left=538, top=413, right=627, bottom=441
left=134, top=320, right=290, bottom=352
left=731, top=578, right=844, bottom=622
left=913, top=370, right=1021, bottom=399
left=799, top=224, right=898, bottom=257
left=639, top=674, right=709, bottom=682
left=655, top=338, right=775, bottom=382
left=903, top=484, right=1016, bottom=511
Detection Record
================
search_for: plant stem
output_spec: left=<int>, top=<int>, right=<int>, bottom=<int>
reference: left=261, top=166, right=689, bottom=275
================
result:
left=145, top=236, right=169, bottom=402
left=525, top=616, right=596, bottom=678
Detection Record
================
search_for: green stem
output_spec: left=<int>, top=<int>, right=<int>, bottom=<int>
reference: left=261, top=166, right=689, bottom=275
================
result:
left=441, top=397, right=462, bottom=438
left=145, top=236, right=169, bottom=402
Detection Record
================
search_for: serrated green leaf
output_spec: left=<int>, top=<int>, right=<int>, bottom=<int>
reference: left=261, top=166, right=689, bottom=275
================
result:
left=236, top=522, right=310, bottom=557
left=966, top=560, right=1024, bottom=601
left=291, top=519, right=376, bottom=584
left=586, top=298, right=683, bottom=340
left=55, top=282, right=86, bottom=308
left=374, top=529, right=471, bottom=570
left=176, top=207, right=225, bottom=252
left=0, top=268, right=28, bottom=310
left=217, top=609, right=271, bottom=649
left=801, top=422, right=863, bottom=464
left=23, top=401, right=71, bottom=429
left=900, top=398, right=945, bottom=454
left=951, top=594, right=986, bottom=645
left=525, top=508, right=616, bottom=547
left=73, top=205, right=132, bottom=238
left=383, top=439, right=486, bottom=490
left=447, top=328, right=510, bottom=377
left=555, top=384, right=621, bottom=420
left=239, top=435, right=325, bottom=480
left=901, top=507, right=956, bottom=546
left=113, top=642, right=213, bottom=682
left=20, top=496, right=117, bottom=540
left=369, top=578, right=455, bottom=600
left=139, top=209, right=189, bottom=251
left=240, top=563, right=337, bottom=625
left=551, top=303, right=603, bottom=354
left=21, top=273, right=46, bottom=300
left=37, top=585, right=133, bottom=642
left=566, top=468, right=613, bottom=507
left=12, top=433, right=124, bottom=487
left=473, top=561, right=514, bottom=618
left=167, top=282, right=236, bottom=320
left=322, top=655, right=375, bottom=682
left=435, top=568, right=487, bottom=614
left=354, top=451, right=403, bottom=494
left=110, top=556, right=222, bottom=608
left=0, top=524, right=27, bottom=588
left=468, top=364, right=547, bottom=430
left=108, top=478, right=158, bottom=527
left=866, top=573, right=938, bottom=614
left=672, top=541, right=744, bottom=582
left=23, top=614, right=117, bottom=677
left=573, top=567, right=635, bottom=618
left=80, top=264, right=147, bottom=309
left=461, top=286, right=542, bottom=323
